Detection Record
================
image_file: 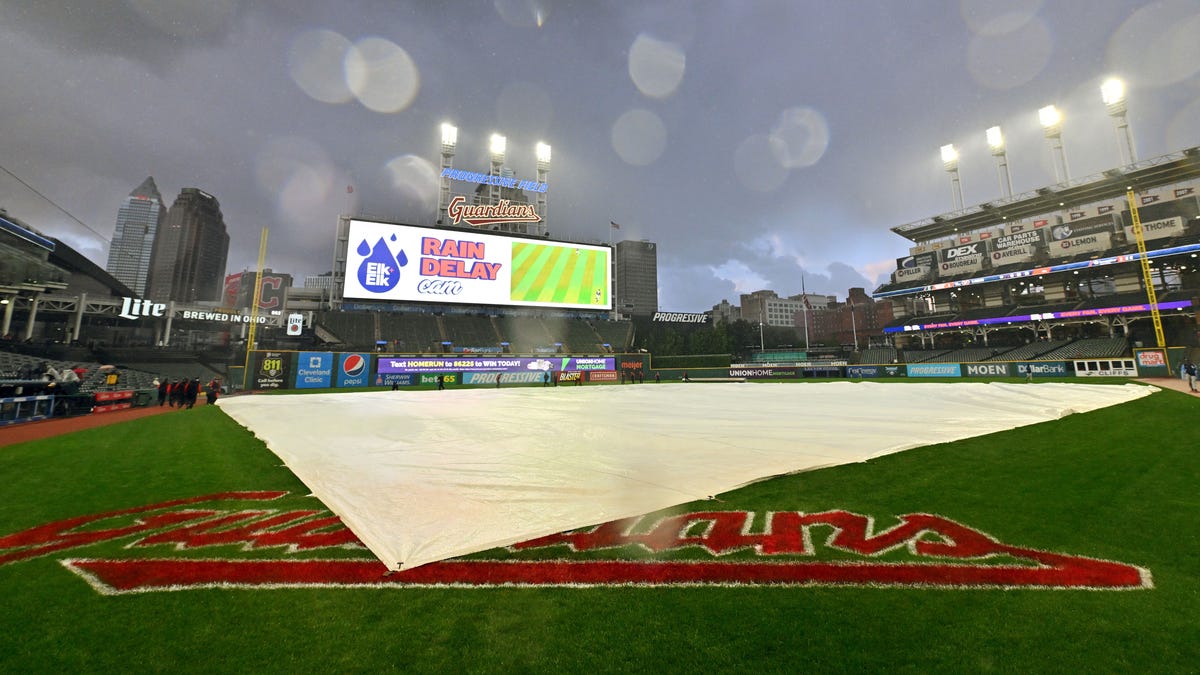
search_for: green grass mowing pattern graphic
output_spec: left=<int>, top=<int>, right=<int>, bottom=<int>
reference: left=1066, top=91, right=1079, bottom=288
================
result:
left=511, top=242, right=608, bottom=305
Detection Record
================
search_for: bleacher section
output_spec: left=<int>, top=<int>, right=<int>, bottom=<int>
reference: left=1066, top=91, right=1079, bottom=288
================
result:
left=859, top=347, right=898, bottom=364
left=318, top=312, right=376, bottom=348
left=925, top=348, right=996, bottom=363
left=440, top=315, right=499, bottom=350
left=899, top=349, right=949, bottom=363
left=592, top=320, right=632, bottom=352
left=1040, top=337, right=1129, bottom=360
left=497, top=316, right=553, bottom=353
left=377, top=313, right=442, bottom=353
left=561, top=319, right=604, bottom=352
left=991, top=340, right=1070, bottom=361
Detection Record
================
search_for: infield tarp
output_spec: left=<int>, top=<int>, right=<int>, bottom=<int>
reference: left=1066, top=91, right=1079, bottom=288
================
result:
left=217, top=382, right=1153, bottom=571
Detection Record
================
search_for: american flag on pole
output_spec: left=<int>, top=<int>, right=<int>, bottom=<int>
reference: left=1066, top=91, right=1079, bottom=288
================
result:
left=610, top=221, right=620, bottom=229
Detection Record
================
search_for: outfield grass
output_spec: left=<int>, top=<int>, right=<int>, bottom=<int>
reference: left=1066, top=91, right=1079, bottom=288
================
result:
left=0, top=383, right=1197, bottom=672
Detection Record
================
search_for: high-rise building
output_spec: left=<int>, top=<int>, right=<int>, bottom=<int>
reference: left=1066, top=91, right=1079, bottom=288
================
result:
left=147, top=188, right=230, bottom=303
left=105, top=177, right=166, bottom=295
left=614, top=239, right=657, bottom=317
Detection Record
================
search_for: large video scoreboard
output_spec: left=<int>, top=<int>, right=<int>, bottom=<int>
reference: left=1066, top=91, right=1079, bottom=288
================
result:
left=342, top=219, right=612, bottom=310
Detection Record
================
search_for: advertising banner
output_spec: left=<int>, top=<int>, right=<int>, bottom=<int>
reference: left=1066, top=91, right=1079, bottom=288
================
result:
left=1014, top=361, right=1069, bottom=377
left=963, top=363, right=1011, bottom=377
left=894, top=253, right=935, bottom=282
left=989, top=230, right=1046, bottom=267
left=295, top=352, right=334, bottom=389
left=1048, top=231, right=1112, bottom=258
left=589, top=371, right=618, bottom=382
left=337, top=353, right=372, bottom=388
left=377, top=356, right=614, bottom=374
left=373, top=372, right=414, bottom=387
left=417, top=373, right=460, bottom=386
left=936, top=243, right=985, bottom=277
left=907, top=363, right=962, bottom=377
left=728, top=367, right=797, bottom=378
left=344, top=219, right=611, bottom=310
left=846, top=365, right=904, bottom=378
left=1123, top=216, right=1185, bottom=243
left=253, top=351, right=290, bottom=390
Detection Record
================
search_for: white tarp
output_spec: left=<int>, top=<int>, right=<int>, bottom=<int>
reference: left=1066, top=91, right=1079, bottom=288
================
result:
left=217, top=382, right=1153, bottom=571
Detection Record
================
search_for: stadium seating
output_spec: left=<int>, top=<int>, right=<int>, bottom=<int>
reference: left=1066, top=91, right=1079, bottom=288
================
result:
left=899, top=349, right=949, bottom=363
left=440, top=315, right=500, bottom=350
left=1040, top=337, right=1129, bottom=360
left=991, top=340, right=1069, bottom=361
left=591, top=320, right=632, bottom=352
left=858, top=346, right=898, bottom=364
left=377, top=313, right=442, bottom=353
left=317, top=311, right=377, bottom=349
left=923, top=348, right=996, bottom=363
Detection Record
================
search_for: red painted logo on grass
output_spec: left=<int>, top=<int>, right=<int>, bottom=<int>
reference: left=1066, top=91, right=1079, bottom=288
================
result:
left=0, top=492, right=1152, bottom=593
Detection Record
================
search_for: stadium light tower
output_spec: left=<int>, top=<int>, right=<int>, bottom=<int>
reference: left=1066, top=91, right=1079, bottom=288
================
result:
left=940, top=143, right=964, bottom=211
left=437, top=122, right=457, bottom=226
left=986, top=126, right=1014, bottom=198
left=1101, top=77, right=1137, bottom=166
left=535, top=141, right=551, bottom=232
left=488, top=133, right=506, bottom=207
left=1038, top=105, right=1070, bottom=184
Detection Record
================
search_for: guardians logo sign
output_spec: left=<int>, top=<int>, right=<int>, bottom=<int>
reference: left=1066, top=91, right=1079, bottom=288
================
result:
left=0, top=492, right=1151, bottom=594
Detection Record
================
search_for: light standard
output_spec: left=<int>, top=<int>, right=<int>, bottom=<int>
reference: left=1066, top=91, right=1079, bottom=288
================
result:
left=759, top=322, right=764, bottom=351
left=1101, top=77, right=1137, bottom=166
left=1038, top=105, right=1070, bottom=183
left=847, top=300, right=858, bottom=352
left=534, top=141, right=551, bottom=236
left=437, top=122, right=457, bottom=225
left=986, top=125, right=1013, bottom=198
left=488, top=133, right=506, bottom=207
left=940, top=144, right=964, bottom=211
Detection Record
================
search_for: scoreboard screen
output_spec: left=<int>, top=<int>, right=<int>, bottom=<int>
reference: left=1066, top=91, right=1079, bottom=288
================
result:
left=343, top=219, right=612, bottom=310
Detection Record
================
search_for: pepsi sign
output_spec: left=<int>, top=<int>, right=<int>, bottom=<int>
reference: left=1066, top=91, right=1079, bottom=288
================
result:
left=337, top=353, right=372, bottom=388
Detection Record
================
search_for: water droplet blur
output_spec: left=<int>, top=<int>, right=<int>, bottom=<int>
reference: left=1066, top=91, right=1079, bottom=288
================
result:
left=770, top=107, right=829, bottom=169
left=493, top=0, right=552, bottom=28
left=611, top=109, right=667, bottom=166
left=288, top=29, right=354, bottom=104
left=254, top=137, right=336, bottom=226
left=628, top=33, right=686, bottom=99
left=1106, top=1, right=1200, bottom=88
left=960, top=0, right=1043, bottom=36
left=966, top=18, right=1051, bottom=90
left=733, top=134, right=787, bottom=192
left=497, top=82, right=554, bottom=135
left=345, top=37, right=420, bottom=113
left=125, top=0, right=238, bottom=39
left=384, top=155, right=439, bottom=211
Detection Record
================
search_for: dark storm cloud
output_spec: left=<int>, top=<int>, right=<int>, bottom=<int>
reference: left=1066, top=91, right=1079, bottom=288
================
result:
left=1, top=0, right=1197, bottom=311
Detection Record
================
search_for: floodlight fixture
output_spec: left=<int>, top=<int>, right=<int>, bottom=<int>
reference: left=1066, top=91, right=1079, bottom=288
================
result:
left=440, top=122, right=458, bottom=147
left=940, top=143, right=959, bottom=169
left=489, top=133, right=507, bottom=157
left=535, top=142, right=551, bottom=164
left=1101, top=76, right=1136, bottom=165
left=986, top=126, right=1004, bottom=153
left=1038, top=105, right=1062, bottom=135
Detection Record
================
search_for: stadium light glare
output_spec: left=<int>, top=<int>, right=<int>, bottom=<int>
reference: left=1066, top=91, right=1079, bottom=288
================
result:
left=1038, top=105, right=1061, bottom=131
left=440, top=123, right=458, bottom=146
left=940, top=143, right=958, bottom=167
left=1101, top=78, right=1125, bottom=107
left=535, top=142, right=551, bottom=163
left=986, top=126, right=1004, bottom=151
left=489, top=133, right=507, bottom=156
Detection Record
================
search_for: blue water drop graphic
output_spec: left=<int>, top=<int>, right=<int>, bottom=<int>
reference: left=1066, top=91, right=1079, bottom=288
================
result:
left=357, top=237, right=405, bottom=292
left=356, top=240, right=370, bottom=256
left=390, top=233, right=398, bottom=242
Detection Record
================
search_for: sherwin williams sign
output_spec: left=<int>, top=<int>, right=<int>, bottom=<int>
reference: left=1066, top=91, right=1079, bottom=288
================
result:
left=343, top=219, right=611, bottom=310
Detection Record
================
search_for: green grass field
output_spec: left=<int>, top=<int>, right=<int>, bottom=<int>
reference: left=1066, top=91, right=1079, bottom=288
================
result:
left=510, top=241, right=609, bottom=306
left=1, top=382, right=1197, bottom=672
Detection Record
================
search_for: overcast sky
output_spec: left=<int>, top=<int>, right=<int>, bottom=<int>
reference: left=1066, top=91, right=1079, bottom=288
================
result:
left=1, top=0, right=1198, bottom=311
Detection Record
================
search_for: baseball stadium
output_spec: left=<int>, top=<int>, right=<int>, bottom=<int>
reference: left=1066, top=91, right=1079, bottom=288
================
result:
left=4, top=15, right=1200, bottom=675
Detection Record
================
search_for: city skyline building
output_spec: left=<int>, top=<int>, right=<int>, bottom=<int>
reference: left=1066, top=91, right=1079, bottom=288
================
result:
left=614, top=239, right=658, bottom=317
left=147, top=187, right=229, bottom=304
left=105, top=176, right=165, bottom=295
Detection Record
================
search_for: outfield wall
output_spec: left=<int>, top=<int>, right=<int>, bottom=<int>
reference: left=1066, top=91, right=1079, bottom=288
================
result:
left=242, top=351, right=1145, bottom=390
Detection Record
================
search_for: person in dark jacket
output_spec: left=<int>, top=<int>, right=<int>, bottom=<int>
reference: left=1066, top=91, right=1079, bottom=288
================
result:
left=157, top=378, right=169, bottom=406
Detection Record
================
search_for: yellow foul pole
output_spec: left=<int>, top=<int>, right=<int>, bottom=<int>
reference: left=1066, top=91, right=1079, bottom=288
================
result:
left=1126, top=190, right=1165, bottom=348
left=241, top=228, right=270, bottom=390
